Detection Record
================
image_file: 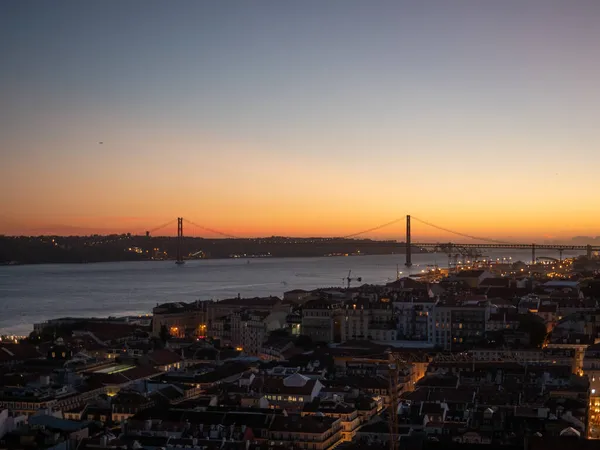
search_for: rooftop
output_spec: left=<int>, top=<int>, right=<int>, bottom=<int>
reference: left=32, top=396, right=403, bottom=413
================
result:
left=148, top=349, right=182, bottom=366
left=252, top=373, right=318, bottom=395
left=218, top=296, right=282, bottom=307
left=455, top=270, right=487, bottom=278
left=269, top=415, right=337, bottom=434
left=0, top=344, right=43, bottom=363
left=303, top=398, right=356, bottom=414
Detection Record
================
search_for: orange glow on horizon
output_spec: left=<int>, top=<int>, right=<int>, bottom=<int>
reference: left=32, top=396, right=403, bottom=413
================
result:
left=2, top=129, right=600, bottom=242
left=2, top=209, right=599, bottom=243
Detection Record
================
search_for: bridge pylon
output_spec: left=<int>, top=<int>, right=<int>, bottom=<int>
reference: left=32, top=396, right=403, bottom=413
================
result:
left=405, top=215, right=412, bottom=267
left=176, top=217, right=185, bottom=265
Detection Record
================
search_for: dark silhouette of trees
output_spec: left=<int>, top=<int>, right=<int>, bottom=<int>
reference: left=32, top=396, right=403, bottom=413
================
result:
left=159, top=325, right=171, bottom=345
left=269, top=329, right=290, bottom=339
left=295, top=334, right=314, bottom=350
left=518, top=313, right=547, bottom=348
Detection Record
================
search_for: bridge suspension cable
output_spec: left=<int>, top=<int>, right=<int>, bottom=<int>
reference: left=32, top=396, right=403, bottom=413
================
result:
left=411, top=216, right=513, bottom=244
left=144, top=218, right=178, bottom=235
left=183, top=219, right=241, bottom=239
left=144, top=215, right=513, bottom=244
left=340, top=217, right=405, bottom=239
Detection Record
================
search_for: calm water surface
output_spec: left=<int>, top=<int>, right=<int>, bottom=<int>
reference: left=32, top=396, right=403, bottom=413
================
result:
left=0, top=249, right=579, bottom=335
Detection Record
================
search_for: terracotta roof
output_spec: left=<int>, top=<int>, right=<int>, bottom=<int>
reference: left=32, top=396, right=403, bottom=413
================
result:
left=332, top=375, right=388, bottom=391
left=121, top=365, right=163, bottom=381
left=303, top=299, right=341, bottom=309
left=112, top=391, right=152, bottom=406
left=85, top=365, right=161, bottom=387
left=193, top=362, right=249, bottom=383
left=421, top=402, right=443, bottom=415
left=416, top=375, right=458, bottom=388
left=386, top=277, right=427, bottom=290
left=148, top=349, right=182, bottom=366
left=78, top=323, right=140, bottom=341
left=252, top=375, right=318, bottom=396
left=402, top=387, right=475, bottom=404
left=0, top=344, right=43, bottom=363
left=303, top=398, right=356, bottom=414
left=269, top=415, right=336, bottom=434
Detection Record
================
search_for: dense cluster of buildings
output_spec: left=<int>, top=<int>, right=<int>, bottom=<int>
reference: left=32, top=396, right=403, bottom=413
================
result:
left=150, top=265, right=600, bottom=354
left=2, top=259, right=600, bottom=450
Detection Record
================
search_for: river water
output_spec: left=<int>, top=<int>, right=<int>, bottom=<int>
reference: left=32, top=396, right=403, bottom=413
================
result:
left=0, top=249, right=582, bottom=335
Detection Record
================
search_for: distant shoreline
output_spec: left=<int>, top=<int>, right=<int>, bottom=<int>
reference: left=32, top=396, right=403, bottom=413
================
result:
left=0, top=250, right=424, bottom=267
left=0, top=235, right=425, bottom=266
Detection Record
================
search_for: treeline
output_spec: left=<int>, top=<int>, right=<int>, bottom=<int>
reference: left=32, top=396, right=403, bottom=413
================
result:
left=0, top=236, right=147, bottom=264
left=0, top=235, right=418, bottom=265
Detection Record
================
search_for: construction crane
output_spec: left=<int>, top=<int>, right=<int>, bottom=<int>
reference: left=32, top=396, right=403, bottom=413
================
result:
left=345, top=270, right=362, bottom=289
left=387, top=351, right=409, bottom=450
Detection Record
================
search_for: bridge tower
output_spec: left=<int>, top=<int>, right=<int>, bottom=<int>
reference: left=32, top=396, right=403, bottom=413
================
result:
left=405, top=215, right=412, bottom=267
left=176, top=217, right=185, bottom=265
left=531, top=244, right=536, bottom=265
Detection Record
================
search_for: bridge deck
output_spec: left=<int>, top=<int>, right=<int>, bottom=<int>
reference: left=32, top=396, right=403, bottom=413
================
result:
left=412, top=243, right=598, bottom=250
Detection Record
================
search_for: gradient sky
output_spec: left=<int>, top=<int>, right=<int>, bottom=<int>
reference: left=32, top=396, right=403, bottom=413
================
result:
left=1, top=1, right=600, bottom=241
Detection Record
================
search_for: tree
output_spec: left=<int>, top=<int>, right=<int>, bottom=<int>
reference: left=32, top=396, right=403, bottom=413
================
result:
left=583, top=280, right=600, bottom=298
left=518, top=313, right=547, bottom=348
left=295, top=334, right=314, bottom=350
left=159, top=325, right=171, bottom=345
left=269, top=329, right=290, bottom=339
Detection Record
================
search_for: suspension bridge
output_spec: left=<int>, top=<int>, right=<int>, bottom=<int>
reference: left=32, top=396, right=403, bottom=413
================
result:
left=141, top=215, right=599, bottom=266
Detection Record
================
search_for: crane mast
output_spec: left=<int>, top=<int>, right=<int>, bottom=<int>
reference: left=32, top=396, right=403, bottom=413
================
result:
left=387, top=351, right=405, bottom=450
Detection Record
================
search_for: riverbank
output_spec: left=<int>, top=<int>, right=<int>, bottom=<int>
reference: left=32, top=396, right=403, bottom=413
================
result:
left=0, top=250, right=587, bottom=337
left=0, top=235, right=424, bottom=265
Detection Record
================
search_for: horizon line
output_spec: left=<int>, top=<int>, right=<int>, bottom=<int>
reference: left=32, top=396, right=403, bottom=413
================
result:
left=2, top=232, right=600, bottom=245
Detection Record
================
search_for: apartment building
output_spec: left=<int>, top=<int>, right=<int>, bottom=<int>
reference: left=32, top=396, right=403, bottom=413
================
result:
left=432, top=301, right=491, bottom=350
left=301, top=299, right=343, bottom=344
left=152, top=301, right=208, bottom=338
left=340, top=300, right=396, bottom=343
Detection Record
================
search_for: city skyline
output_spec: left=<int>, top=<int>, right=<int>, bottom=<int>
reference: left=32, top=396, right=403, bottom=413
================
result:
left=2, top=1, right=600, bottom=240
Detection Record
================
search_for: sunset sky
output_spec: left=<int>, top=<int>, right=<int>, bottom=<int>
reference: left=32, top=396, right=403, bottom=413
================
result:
left=1, top=1, right=599, bottom=241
